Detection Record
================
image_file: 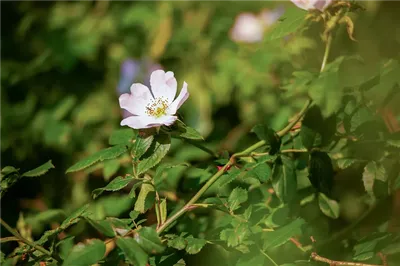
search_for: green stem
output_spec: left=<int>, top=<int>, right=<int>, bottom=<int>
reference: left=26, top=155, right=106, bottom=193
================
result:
left=0, top=218, right=58, bottom=261
left=281, top=149, right=308, bottom=154
left=157, top=162, right=233, bottom=233
left=320, top=32, right=333, bottom=73
left=276, top=99, right=311, bottom=138
left=259, top=247, right=279, bottom=266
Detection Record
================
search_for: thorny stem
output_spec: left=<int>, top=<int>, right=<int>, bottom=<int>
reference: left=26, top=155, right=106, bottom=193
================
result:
left=311, top=252, right=383, bottom=266
left=0, top=218, right=59, bottom=262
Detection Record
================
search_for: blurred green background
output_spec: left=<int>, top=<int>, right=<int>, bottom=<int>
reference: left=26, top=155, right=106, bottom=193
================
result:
left=1, top=0, right=400, bottom=264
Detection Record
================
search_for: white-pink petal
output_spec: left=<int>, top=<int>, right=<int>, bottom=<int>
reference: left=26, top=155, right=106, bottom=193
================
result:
left=121, top=115, right=178, bottom=129
left=291, top=0, right=332, bottom=11
left=150, top=70, right=177, bottom=104
left=167, top=82, right=189, bottom=115
left=119, top=83, right=152, bottom=115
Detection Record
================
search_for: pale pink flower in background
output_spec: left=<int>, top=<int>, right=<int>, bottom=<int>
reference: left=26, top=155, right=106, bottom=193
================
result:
left=291, top=0, right=333, bottom=11
left=230, top=7, right=284, bottom=43
left=230, top=13, right=265, bottom=43
left=119, top=70, right=189, bottom=129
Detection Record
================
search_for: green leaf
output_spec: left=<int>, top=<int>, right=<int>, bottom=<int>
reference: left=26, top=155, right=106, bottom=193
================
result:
left=338, top=57, right=379, bottom=87
left=85, top=218, right=116, bottom=237
left=92, top=176, right=134, bottom=199
left=61, top=204, right=89, bottom=228
left=363, top=161, right=388, bottom=198
left=66, top=144, right=128, bottom=173
left=228, top=187, right=248, bottom=212
left=1, top=166, right=19, bottom=177
left=252, top=124, right=281, bottom=155
left=135, top=227, right=165, bottom=254
left=62, top=239, right=106, bottom=266
left=318, top=193, right=340, bottom=219
left=131, top=134, right=154, bottom=160
left=174, top=259, right=186, bottom=266
left=271, top=156, right=297, bottom=203
left=158, top=198, right=167, bottom=225
left=170, top=120, right=204, bottom=140
left=129, top=210, right=140, bottom=221
left=308, top=151, right=334, bottom=196
left=166, top=235, right=187, bottom=250
left=353, top=233, right=393, bottom=261
left=309, top=70, right=342, bottom=118
left=116, top=237, right=148, bottom=266
left=266, top=8, right=307, bottom=40
left=128, top=181, right=144, bottom=199
left=136, top=134, right=171, bottom=175
left=336, top=158, right=359, bottom=169
left=109, top=128, right=136, bottom=145
left=387, top=139, right=400, bottom=148
left=185, top=236, right=206, bottom=254
left=220, top=223, right=249, bottom=247
left=245, top=162, right=271, bottom=183
left=134, top=183, right=155, bottom=213
left=22, top=160, right=55, bottom=177
left=263, top=218, right=305, bottom=249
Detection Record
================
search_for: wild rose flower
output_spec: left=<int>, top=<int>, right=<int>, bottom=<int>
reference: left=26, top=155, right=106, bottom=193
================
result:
left=230, top=7, right=284, bottom=43
left=117, top=59, right=163, bottom=118
left=119, top=70, right=189, bottom=129
left=291, top=0, right=333, bottom=11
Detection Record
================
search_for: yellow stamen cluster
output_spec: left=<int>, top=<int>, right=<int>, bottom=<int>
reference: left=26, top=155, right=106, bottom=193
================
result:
left=145, top=97, right=168, bottom=118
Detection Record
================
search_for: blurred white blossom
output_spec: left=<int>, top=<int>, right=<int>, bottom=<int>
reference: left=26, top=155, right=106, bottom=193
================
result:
left=230, top=7, right=284, bottom=43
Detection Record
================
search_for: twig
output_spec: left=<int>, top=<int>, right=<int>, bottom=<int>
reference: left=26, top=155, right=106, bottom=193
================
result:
left=311, top=252, right=383, bottom=266
left=0, top=218, right=59, bottom=262
left=281, top=149, right=308, bottom=154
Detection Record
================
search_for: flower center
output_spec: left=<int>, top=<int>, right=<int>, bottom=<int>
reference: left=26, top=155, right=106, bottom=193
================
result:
left=145, top=97, right=168, bottom=118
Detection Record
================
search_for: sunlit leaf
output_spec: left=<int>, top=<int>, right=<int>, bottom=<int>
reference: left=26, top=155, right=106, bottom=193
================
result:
left=66, top=144, right=128, bottom=173
left=263, top=218, right=305, bottom=249
left=22, top=160, right=55, bottom=177
left=136, top=134, right=171, bottom=175
left=135, top=227, right=165, bottom=254
left=116, top=237, right=148, bottom=266
left=318, top=193, right=340, bottom=219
